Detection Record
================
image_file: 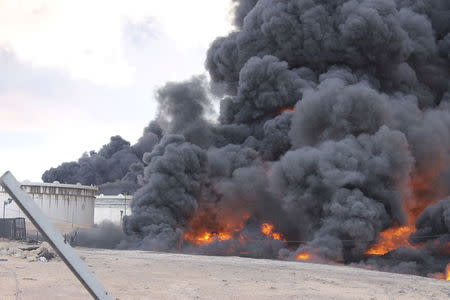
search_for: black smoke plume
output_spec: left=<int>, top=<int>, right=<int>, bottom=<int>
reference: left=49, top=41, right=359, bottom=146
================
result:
left=42, top=122, right=161, bottom=194
left=49, top=0, right=449, bottom=279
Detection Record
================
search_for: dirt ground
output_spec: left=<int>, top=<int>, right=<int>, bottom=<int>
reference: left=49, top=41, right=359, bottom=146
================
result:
left=0, top=241, right=449, bottom=300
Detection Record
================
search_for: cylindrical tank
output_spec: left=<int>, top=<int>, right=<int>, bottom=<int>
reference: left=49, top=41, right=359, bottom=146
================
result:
left=0, top=181, right=97, bottom=233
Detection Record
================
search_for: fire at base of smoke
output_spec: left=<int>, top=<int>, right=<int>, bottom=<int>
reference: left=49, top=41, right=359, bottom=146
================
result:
left=45, top=0, right=450, bottom=281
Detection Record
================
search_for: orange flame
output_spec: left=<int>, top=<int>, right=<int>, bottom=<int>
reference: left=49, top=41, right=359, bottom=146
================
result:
left=279, top=107, right=295, bottom=114
left=296, top=252, right=311, bottom=260
left=183, top=209, right=251, bottom=246
left=260, top=223, right=283, bottom=240
left=365, top=226, right=416, bottom=255
left=366, top=172, right=443, bottom=256
left=197, top=232, right=213, bottom=243
left=184, top=231, right=232, bottom=245
left=433, top=264, right=450, bottom=281
left=218, top=232, right=232, bottom=240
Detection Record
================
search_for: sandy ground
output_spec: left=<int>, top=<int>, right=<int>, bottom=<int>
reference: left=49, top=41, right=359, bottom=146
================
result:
left=25, top=221, right=92, bottom=237
left=0, top=241, right=449, bottom=300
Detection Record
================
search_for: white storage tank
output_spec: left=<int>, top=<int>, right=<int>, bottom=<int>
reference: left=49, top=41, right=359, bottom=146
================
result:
left=0, top=181, right=97, bottom=233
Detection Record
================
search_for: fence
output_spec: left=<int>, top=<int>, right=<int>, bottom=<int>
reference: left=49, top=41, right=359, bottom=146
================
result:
left=0, top=217, right=27, bottom=240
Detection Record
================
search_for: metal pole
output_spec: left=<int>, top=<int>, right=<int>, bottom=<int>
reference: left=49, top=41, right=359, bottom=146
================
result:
left=123, top=192, right=127, bottom=217
left=0, top=171, right=112, bottom=300
left=3, top=198, right=12, bottom=219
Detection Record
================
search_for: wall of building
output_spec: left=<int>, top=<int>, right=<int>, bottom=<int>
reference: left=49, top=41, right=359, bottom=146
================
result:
left=0, top=182, right=97, bottom=233
left=94, top=194, right=131, bottom=225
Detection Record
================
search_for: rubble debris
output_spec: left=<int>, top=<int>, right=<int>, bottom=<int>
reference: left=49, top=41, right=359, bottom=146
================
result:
left=18, top=245, right=39, bottom=251
left=0, top=242, right=58, bottom=262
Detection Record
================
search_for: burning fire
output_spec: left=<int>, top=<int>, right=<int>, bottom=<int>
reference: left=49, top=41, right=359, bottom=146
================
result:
left=279, top=107, right=295, bottom=114
left=296, top=252, right=311, bottom=260
left=182, top=207, right=251, bottom=246
left=433, top=264, right=450, bottom=281
left=184, top=231, right=233, bottom=245
left=366, top=173, right=442, bottom=256
left=365, top=226, right=416, bottom=255
left=447, top=265, right=450, bottom=281
left=184, top=220, right=284, bottom=246
left=183, top=170, right=445, bottom=277
left=260, top=223, right=283, bottom=240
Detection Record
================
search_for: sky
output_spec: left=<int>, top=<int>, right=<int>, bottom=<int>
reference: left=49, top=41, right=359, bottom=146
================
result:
left=0, top=0, right=233, bottom=182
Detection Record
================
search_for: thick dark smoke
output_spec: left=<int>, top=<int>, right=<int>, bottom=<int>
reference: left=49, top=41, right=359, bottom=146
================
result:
left=231, top=0, right=259, bottom=28
left=42, top=135, right=139, bottom=186
left=155, top=75, right=216, bottom=148
left=42, top=122, right=162, bottom=194
left=123, top=134, right=209, bottom=250
left=271, top=126, right=414, bottom=261
left=49, top=0, right=449, bottom=278
left=411, top=198, right=450, bottom=244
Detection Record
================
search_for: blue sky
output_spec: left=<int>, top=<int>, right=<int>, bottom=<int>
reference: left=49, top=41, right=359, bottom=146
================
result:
left=0, top=0, right=233, bottom=181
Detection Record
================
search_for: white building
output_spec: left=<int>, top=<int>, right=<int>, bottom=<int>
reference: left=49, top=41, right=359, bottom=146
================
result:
left=94, top=194, right=131, bottom=225
left=0, top=181, right=97, bottom=233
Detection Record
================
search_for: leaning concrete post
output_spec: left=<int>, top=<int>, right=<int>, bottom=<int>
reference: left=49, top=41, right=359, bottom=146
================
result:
left=0, top=171, right=112, bottom=300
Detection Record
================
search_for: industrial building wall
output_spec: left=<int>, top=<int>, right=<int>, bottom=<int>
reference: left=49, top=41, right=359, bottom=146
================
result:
left=29, top=192, right=95, bottom=226
left=0, top=183, right=96, bottom=233
left=94, top=195, right=130, bottom=225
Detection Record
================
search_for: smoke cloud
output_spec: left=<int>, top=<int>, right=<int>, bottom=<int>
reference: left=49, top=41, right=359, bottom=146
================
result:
left=49, top=0, right=449, bottom=278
